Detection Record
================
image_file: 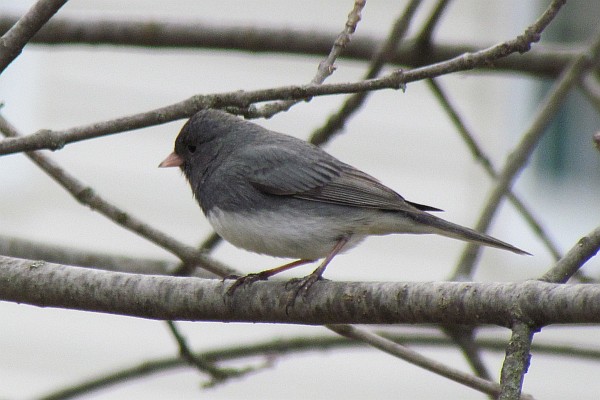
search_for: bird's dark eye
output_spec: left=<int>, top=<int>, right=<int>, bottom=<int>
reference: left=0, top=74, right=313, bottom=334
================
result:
left=187, top=145, right=197, bottom=153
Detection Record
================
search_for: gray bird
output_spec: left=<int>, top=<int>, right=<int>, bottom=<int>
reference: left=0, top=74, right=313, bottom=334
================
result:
left=160, top=109, right=528, bottom=294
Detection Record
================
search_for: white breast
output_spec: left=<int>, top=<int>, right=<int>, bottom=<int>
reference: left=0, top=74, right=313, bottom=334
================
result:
left=206, top=207, right=366, bottom=260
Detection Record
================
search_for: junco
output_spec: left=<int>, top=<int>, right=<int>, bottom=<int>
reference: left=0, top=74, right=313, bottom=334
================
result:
left=160, top=109, right=528, bottom=295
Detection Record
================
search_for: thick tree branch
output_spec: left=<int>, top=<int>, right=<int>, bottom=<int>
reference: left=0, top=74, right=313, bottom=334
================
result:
left=3, top=254, right=600, bottom=326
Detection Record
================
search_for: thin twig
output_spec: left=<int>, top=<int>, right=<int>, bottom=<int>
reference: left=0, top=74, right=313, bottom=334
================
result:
left=426, top=79, right=562, bottom=270
left=0, top=234, right=222, bottom=278
left=0, top=234, right=176, bottom=275
left=37, top=329, right=600, bottom=400
left=455, top=24, right=600, bottom=277
left=0, top=1, right=566, bottom=157
left=415, top=0, right=452, bottom=46
left=171, top=231, right=224, bottom=276
left=252, top=0, right=366, bottom=118
left=165, top=321, right=237, bottom=386
left=0, top=0, right=67, bottom=74
left=540, top=225, right=600, bottom=283
left=0, top=70, right=404, bottom=155
left=199, top=231, right=221, bottom=252
left=442, top=326, right=492, bottom=380
left=310, top=0, right=423, bottom=145
left=442, top=325, right=497, bottom=400
left=328, top=324, right=533, bottom=400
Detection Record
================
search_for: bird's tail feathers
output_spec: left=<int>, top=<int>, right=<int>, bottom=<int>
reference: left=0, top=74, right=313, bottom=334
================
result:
left=408, top=212, right=530, bottom=255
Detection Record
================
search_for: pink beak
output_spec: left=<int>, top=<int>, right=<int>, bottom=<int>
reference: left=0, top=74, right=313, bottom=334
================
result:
left=158, top=152, right=184, bottom=168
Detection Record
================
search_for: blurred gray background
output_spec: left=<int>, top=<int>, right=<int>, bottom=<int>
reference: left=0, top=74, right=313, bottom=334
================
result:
left=1, top=1, right=599, bottom=399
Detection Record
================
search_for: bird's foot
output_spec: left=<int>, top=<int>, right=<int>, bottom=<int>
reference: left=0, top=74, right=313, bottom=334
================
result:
left=285, top=273, right=328, bottom=311
left=225, top=271, right=271, bottom=295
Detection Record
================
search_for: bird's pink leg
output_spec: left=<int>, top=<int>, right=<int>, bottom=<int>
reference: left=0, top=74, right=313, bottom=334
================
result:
left=294, top=237, right=348, bottom=287
left=226, top=259, right=314, bottom=295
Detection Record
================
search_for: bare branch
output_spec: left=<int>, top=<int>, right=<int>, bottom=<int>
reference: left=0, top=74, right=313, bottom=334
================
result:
left=499, top=323, right=536, bottom=400
left=253, top=0, right=366, bottom=118
left=3, top=254, right=600, bottom=325
left=426, top=79, right=562, bottom=273
left=455, top=25, right=600, bottom=277
left=0, top=13, right=577, bottom=78
left=0, top=0, right=67, bottom=74
left=0, top=234, right=176, bottom=275
left=36, top=329, right=600, bottom=400
left=165, top=321, right=240, bottom=386
left=415, top=0, right=452, bottom=46
left=581, top=72, right=600, bottom=113
left=0, top=1, right=597, bottom=398
left=540, top=225, right=600, bottom=283
left=0, top=0, right=566, bottom=156
left=442, top=325, right=493, bottom=381
left=0, top=71, right=399, bottom=155
left=310, top=0, right=423, bottom=145
left=328, top=324, right=533, bottom=399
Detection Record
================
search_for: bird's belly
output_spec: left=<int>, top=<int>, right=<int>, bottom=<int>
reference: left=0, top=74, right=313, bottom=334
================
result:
left=206, top=207, right=366, bottom=259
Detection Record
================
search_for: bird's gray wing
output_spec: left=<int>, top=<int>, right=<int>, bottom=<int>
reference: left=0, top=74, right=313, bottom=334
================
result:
left=244, top=142, right=440, bottom=212
left=243, top=142, right=341, bottom=194
left=300, top=164, right=441, bottom=212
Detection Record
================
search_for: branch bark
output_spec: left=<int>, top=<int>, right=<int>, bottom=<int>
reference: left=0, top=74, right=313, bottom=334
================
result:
left=2, top=254, right=600, bottom=326
left=0, top=0, right=67, bottom=74
left=499, top=323, right=536, bottom=399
